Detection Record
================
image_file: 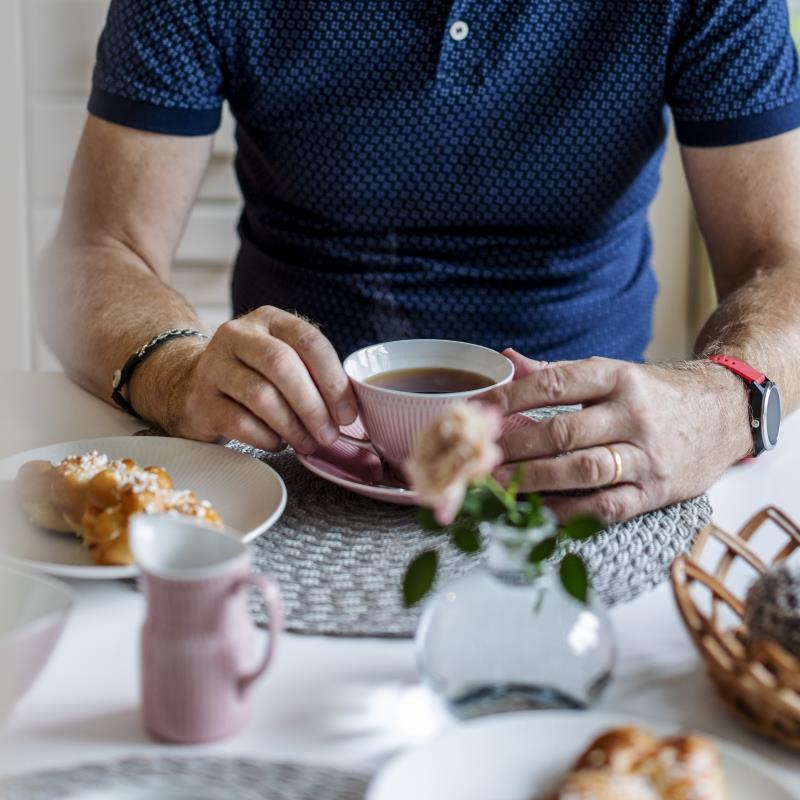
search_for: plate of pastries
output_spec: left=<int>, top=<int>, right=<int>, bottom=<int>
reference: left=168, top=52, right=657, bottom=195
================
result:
left=0, top=436, right=286, bottom=579
left=367, top=712, right=795, bottom=800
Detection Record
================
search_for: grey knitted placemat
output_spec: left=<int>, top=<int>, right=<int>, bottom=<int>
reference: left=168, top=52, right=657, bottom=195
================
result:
left=0, top=757, right=368, bottom=800
left=231, top=408, right=712, bottom=638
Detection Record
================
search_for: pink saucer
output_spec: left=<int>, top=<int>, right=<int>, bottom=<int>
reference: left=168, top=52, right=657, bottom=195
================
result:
left=295, top=413, right=536, bottom=506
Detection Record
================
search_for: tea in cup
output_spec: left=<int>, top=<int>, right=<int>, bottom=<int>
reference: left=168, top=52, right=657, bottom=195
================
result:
left=342, top=339, right=513, bottom=468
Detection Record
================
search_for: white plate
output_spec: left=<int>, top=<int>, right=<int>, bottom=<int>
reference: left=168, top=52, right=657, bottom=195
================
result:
left=367, top=711, right=796, bottom=800
left=0, top=436, right=286, bottom=580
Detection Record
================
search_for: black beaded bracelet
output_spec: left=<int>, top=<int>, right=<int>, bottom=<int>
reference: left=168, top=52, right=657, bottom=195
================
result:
left=111, top=328, right=208, bottom=419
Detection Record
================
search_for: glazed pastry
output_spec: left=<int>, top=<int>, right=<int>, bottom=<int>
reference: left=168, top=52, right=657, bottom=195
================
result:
left=14, top=460, right=73, bottom=533
left=552, top=771, right=658, bottom=800
left=15, top=451, right=223, bottom=566
left=49, top=451, right=120, bottom=533
left=574, top=726, right=660, bottom=773
left=545, top=726, right=726, bottom=800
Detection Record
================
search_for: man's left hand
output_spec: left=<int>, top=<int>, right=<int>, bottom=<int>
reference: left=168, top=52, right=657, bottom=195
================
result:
left=486, top=349, right=753, bottom=523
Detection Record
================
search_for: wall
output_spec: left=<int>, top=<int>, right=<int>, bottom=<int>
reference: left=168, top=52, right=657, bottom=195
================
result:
left=647, top=132, right=695, bottom=362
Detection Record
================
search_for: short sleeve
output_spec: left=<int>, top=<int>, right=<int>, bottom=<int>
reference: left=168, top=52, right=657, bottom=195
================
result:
left=88, top=0, right=225, bottom=136
left=667, top=0, right=800, bottom=147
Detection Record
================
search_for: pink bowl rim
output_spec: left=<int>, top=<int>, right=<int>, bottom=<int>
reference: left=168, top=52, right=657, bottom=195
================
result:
left=0, top=565, right=74, bottom=646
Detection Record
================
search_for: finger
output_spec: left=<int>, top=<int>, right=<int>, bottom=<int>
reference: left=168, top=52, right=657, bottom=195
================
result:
left=214, top=360, right=318, bottom=455
left=502, top=348, right=549, bottom=380
left=494, top=443, right=645, bottom=493
left=499, top=404, right=623, bottom=461
left=543, top=484, right=650, bottom=525
left=484, top=358, right=619, bottom=415
left=210, top=394, right=285, bottom=453
left=268, top=309, right=358, bottom=426
left=231, top=328, right=340, bottom=447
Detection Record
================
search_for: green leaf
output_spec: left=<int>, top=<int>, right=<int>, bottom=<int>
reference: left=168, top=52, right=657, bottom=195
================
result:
left=524, top=494, right=546, bottom=528
left=505, top=509, right=523, bottom=528
left=529, top=535, right=557, bottom=563
left=417, top=506, right=444, bottom=533
left=485, top=476, right=513, bottom=504
left=505, top=464, right=525, bottom=501
left=559, top=553, right=589, bottom=604
left=561, top=515, right=605, bottom=542
left=461, top=487, right=482, bottom=517
left=451, top=517, right=481, bottom=554
left=526, top=493, right=542, bottom=514
left=462, top=483, right=508, bottom=522
left=403, top=550, right=439, bottom=607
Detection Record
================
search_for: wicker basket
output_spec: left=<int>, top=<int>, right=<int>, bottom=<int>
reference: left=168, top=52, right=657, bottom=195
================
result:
left=671, top=506, right=800, bottom=751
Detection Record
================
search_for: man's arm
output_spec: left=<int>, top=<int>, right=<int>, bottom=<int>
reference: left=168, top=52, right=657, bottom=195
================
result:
left=39, top=116, right=211, bottom=421
left=487, top=128, right=800, bottom=523
left=683, top=128, right=800, bottom=411
left=39, top=116, right=357, bottom=453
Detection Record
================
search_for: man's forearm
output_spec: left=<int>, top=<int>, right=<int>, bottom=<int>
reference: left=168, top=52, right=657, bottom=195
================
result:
left=695, top=257, right=800, bottom=412
left=37, top=239, right=206, bottom=426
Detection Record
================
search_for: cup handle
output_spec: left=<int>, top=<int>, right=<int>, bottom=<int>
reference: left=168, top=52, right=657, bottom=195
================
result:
left=236, top=573, right=283, bottom=694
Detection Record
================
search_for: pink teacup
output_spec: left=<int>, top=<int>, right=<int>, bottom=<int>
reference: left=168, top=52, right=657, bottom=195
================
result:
left=130, top=514, right=282, bottom=744
left=342, top=339, right=514, bottom=468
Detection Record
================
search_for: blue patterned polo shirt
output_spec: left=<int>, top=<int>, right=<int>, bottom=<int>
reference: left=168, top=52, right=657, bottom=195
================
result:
left=88, top=0, right=800, bottom=361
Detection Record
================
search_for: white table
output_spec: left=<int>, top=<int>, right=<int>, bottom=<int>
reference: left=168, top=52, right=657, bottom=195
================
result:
left=1, top=373, right=798, bottom=791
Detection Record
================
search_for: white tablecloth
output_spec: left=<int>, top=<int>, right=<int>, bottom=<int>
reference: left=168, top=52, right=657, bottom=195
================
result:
left=1, top=373, right=798, bottom=791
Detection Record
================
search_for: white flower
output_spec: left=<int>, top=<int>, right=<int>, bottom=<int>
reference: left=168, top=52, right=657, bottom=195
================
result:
left=404, top=403, right=504, bottom=525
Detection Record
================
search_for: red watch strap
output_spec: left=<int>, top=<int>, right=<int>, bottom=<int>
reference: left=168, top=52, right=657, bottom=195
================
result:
left=707, top=354, right=766, bottom=385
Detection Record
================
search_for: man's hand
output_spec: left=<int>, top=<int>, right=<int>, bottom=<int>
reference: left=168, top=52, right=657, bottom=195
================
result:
left=486, top=349, right=753, bottom=523
left=134, top=306, right=358, bottom=454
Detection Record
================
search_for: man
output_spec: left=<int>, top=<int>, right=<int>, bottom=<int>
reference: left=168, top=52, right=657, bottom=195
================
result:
left=40, top=0, right=800, bottom=523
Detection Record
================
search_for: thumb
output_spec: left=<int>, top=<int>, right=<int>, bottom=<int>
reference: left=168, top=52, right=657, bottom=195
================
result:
left=502, top=348, right=549, bottom=380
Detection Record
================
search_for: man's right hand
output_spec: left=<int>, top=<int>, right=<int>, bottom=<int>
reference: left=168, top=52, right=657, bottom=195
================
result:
left=40, top=117, right=360, bottom=449
left=135, top=306, right=359, bottom=454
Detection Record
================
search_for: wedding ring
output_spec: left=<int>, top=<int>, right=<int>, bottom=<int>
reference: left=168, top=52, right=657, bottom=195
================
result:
left=604, top=445, right=623, bottom=486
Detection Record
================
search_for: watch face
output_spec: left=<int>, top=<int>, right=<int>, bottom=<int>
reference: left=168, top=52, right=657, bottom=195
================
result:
left=763, top=383, right=782, bottom=448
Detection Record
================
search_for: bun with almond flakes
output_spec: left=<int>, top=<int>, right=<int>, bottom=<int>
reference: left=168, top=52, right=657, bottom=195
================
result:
left=541, top=725, right=726, bottom=800
left=14, top=451, right=223, bottom=566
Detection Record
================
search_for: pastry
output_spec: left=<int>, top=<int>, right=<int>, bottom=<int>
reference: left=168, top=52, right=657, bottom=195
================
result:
left=14, top=460, right=73, bottom=533
left=15, top=451, right=223, bottom=566
left=544, top=725, right=726, bottom=800
left=49, top=451, right=118, bottom=533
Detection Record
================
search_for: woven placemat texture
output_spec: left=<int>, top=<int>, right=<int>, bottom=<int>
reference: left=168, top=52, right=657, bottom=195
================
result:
left=0, top=757, right=368, bottom=800
left=233, top=408, right=712, bottom=638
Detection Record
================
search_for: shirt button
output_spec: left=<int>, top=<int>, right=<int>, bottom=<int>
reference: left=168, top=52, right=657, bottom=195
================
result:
left=449, top=20, right=470, bottom=41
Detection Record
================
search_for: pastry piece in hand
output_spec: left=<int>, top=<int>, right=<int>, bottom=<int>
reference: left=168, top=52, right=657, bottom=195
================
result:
left=14, top=460, right=72, bottom=533
left=547, top=726, right=726, bottom=800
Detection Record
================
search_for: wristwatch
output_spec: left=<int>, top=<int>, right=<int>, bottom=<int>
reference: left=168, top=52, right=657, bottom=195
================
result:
left=707, top=355, right=781, bottom=457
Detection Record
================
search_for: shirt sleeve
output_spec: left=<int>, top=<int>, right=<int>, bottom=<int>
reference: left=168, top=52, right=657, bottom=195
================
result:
left=88, top=0, right=225, bottom=136
left=667, top=0, right=800, bottom=147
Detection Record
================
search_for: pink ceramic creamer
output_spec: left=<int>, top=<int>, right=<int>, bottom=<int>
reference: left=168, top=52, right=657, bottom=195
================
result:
left=130, top=514, right=282, bottom=744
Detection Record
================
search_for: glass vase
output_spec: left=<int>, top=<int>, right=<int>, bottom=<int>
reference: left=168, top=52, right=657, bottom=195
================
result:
left=415, top=515, right=616, bottom=719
